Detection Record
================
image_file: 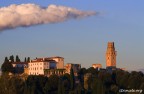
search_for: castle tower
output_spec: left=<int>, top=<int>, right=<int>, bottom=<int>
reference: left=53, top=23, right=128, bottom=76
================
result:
left=106, top=42, right=117, bottom=68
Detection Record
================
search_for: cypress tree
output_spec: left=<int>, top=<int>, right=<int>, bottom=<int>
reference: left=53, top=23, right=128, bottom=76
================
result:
left=9, top=55, right=14, bottom=62
left=58, top=79, right=62, bottom=94
left=62, top=82, right=65, bottom=94
left=92, top=77, right=104, bottom=94
left=27, top=57, right=30, bottom=62
left=24, top=57, right=27, bottom=62
left=70, top=68, right=75, bottom=90
left=4, top=57, right=9, bottom=62
left=1, top=57, right=13, bottom=73
left=16, top=55, right=21, bottom=62
left=58, top=79, right=65, bottom=94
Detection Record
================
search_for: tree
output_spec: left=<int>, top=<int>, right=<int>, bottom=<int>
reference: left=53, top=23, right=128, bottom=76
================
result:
left=75, top=83, right=82, bottom=94
left=16, top=55, right=21, bottom=62
left=24, top=57, right=27, bottom=62
left=4, top=57, right=9, bottom=62
left=70, top=68, right=75, bottom=90
left=1, top=57, right=13, bottom=73
left=9, top=76, right=24, bottom=94
left=9, top=55, right=14, bottom=62
left=27, top=57, right=30, bottom=62
left=140, top=82, right=144, bottom=92
left=58, top=79, right=65, bottom=94
left=87, top=67, right=98, bottom=75
left=61, top=73, right=70, bottom=90
left=92, top=77, right=105, bottom=94
left=77, top=68, right=86, bottom=86
left=43, top=79, right=51, bottom=94
left=0, top=73, right=10, bottom=94
left=49, top=74, right=59, bottom=90
left=0, top=74, right=24, bottom=94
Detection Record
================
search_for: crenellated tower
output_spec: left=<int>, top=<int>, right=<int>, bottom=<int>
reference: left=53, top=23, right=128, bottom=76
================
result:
left=106, top=42, right=117, bottom=68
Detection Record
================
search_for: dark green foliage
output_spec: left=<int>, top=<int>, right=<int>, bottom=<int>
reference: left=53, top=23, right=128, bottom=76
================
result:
left=1, top=57, right=14, bottom=73
left=0, top=65, right=144, bottom=94
left=9, top=76, right=25, bottom=94
left=75, top=83, right=82, bottom=94
left=77, top=68, right=87, bottom=86
left=0, top=73, right=11, bottom=94
left=43, top=80, right=51, bottom=94
left=16, top=55, right=21, bottom=62
left=61, top=73, right=70, bottom=90
left=86, top=67, right=98, bottom=75
left=70, top=68, right=75, bottom=90
left=92, top=77, right=104, bottom=94
left=58, top=79, right=65, bottom=94
left=27, top=57, right=30, bottom=62
left=0, top=74, right=24, bottom=94
left=24, top=75, right=49, bottom=94
left=110, top=84, right=119, bottom=93
left=9, top=55, right=14, bottom=62
left=111, top=71, right=116, bottom=84
left=62, top=73, right=70, bottom=81
left=140, top=82, right=144, bottom=91
left=4, top=57, right=9, bottom=62
left=24, top=57, right=27, bottom=62
left=49, top=74, right=59, bottom=90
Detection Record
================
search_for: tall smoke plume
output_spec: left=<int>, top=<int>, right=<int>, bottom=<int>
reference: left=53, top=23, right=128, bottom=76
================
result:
left=0, top=4, right=96, bottom=31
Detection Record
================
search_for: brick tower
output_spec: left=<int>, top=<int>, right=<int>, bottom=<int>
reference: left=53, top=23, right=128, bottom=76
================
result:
left=106, top=42, right=117, bottom=68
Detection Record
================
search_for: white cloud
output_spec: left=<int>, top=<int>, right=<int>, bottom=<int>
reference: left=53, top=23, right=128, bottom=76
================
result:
left=0, top=4, right=96, bottom=31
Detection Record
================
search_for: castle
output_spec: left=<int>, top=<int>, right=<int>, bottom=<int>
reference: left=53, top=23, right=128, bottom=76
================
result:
left=11, top=42, right=117, bottom=76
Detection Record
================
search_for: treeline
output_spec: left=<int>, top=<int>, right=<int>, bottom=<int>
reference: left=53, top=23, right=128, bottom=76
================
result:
left=0, top=67, right=144, bottom=94
left=79, top=68, right=144, bottom=94
left=1, top=55, right=30, bottom=73
left=2, top=55, right=30, bottom=63
left=0, top=68, right=79, bottom=94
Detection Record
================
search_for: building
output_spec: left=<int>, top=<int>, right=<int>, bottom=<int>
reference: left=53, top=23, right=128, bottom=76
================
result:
left=47, top=56, right=64, bottom=69
left=44, top=69, right=65, bottom=77
left=64, top=63, right=81, bottom=76
left=28, top=56, right=64, bottom=75
left=106, top=42, right=117, bottom=68
left=12, top=62, right=28, bottom=74
left=92, top=64, right=102, bottom=69
left=12, top=62, right=28, bottom=68
left=28, top=58, right=49, bottom=75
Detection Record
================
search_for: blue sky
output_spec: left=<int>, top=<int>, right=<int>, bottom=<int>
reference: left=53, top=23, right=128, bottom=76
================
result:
left=0, top=0, right=144, bottom=71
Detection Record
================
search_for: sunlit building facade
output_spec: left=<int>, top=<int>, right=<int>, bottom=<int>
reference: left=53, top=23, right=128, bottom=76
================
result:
left=92, top=64, right=102, bottom=69
left=64, top=63, right=81, bottom=76
left=106, top=42, right=117, bottom=68
left=28, top=56, right=64, bottom=75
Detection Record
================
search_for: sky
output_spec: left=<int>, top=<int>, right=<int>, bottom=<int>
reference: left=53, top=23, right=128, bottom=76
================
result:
left=0, top=0, right=144, bottom=71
